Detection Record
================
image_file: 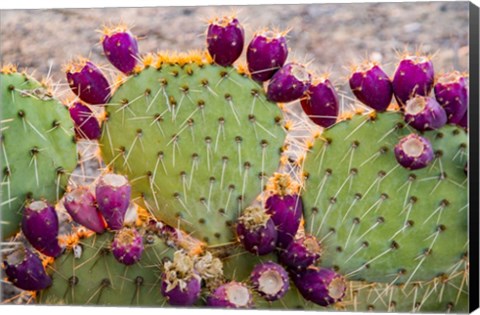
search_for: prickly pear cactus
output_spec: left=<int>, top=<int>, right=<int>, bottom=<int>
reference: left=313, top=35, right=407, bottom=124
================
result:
left=220, top=248, right=321, bottom=310
left=302, top=112, right=468, bottom=283
left=38, top=230, right=175, bottom=306
left=100, top=55, right=287, bottom=245
left=0, top=68, right=77, bottom=239
left=220, top=243, right=468, bottom=312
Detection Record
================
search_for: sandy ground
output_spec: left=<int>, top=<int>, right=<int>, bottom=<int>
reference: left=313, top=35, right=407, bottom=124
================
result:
left=1, top=2, right=470, bottom=84
left=0, top=1, right=470, bottom=304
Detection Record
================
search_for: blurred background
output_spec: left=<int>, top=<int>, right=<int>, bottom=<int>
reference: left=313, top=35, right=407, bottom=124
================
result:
left=0, top=2, right=470, bottom=87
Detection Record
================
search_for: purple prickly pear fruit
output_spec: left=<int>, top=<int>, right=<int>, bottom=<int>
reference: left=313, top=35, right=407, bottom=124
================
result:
left=206, top=16, right=244, bottom=67
left=392, top=55, right=434, bottom=107
left=111, top=227, right=144, bottom=265
left=404, top=96, right=447, bottom=131
left=63, top=187, right=106, bottom=234
left=394, top=134, right=434, bottom=170
left=207, top=281, right=253, bottom=308
left=267, top=63, right=311, bottom=103
left=293, top=268, right=346, bottom=307
left=161, top=251, right=202, bottom=306
left=66, top=60, right=111, bottom=105
left=349, top=62, right=393, bottom=112
left=300, top=77, right=339, bottom=128
left=278, top=235, right=322, bottom=272
left=4, top=245, right=52, bottom=291
left=250, top=261, right=289, bottom=301
left=458, top=110, right=468, bottom=129
left=236, top=206, right=277, bottom=255
left=95, top=173, right=131, bottom=230
left=265, top=173, right=303, bottom=248
left=247, top=30, right=288, bottom=82
left=161, top=274, right=201, bottom=306
left=69, top=102, right=101, bottom=140
left=21, top=200, right=62, bottom=257
left=101, top=26, right=139, bottom=74
left=434, top=71, right=468, bottom=124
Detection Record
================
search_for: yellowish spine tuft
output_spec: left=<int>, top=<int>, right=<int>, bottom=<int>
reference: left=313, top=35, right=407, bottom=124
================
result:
left=1, top=64, right=18, bottom=74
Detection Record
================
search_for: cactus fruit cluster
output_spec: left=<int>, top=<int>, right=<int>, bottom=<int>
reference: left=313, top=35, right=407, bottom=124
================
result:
left=1, top=11, right=470, bottom=313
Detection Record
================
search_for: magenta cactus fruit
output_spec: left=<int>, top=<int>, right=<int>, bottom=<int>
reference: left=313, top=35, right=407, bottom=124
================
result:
left=404, top=95, right=447, bottom=131
left=267, top=63, right=311, bottom=103
left=278, top=235, right=322, bottom=272
left=111, top=227, right=144, bottom=265
left=101, top=25, right=139, bottom=74
left=349, top=62, right=393, bottom=112
left=21, top=200, right=62, bottom=257
left=206, top=16, right=244, bottom=67
left=265, top=174, right=303, bottom=248
left=293, top=268, right=346, bottom=307
left=95, top=173, right=131, bottom=230
left=394, top=134, right=434, bottom=170
left=63, top=187, right=106, bottom=234
left=161, top=274, right=201, bottom=306
left=392, top=55, right=434, bottom=107
left=247, top=30, right=288, bottom=82
left=207, top=281, right=253, bottom=308
left=458, top=110, right=468, bottom=129
left=69, top=102, right=101, bottom=140
left=4, top=245, right=52, bottom=291
left=66, top=60, right=111, bottom=105
left=434, top=71, right=468, bottom=124
left=236, top=206, right=277, bottom=255
left=250, top=261, right=289, bottom=301
left=300, top=76, right=339, bottom=128
left=161, top=251, right=202, bottom=306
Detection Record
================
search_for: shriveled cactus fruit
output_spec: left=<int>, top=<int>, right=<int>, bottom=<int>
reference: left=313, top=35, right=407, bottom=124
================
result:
left=302, top=112, right=468, bottom=283
left=99, top=57, right=286, bottom=245
left=38, top=231, right=175, bottom=306
left=0, top=69, right=77, bottom=239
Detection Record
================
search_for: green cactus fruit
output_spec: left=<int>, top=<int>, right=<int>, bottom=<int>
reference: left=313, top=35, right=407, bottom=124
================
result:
left=38, top=230, right=175, bottom=306
left=99, top=54, right=287, bottom=246
left=0, top=68, right=77, bottom=239
left=302, top=112, right=468, bottom=283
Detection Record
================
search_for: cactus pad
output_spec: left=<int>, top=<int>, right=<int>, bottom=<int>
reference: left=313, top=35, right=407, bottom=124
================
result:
left=100, top=57, right=286, bottom=246
left=340, top=272, right=468, bottom=313
left=302, top=112, right=468, bottom=283
left=38, top=231, right=175, bottom=306
left=1, top=70, right=77, bottom=239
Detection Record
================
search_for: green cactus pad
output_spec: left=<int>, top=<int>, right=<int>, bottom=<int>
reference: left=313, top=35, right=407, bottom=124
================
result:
left=0, top=71, right=77, bottom=239
left=100, top=61, right=286, bottom=246
left=341, top=271, right=468, bottom=313
left=302, top=112, right=468, bottom=283
left=38, top=231, right=175, bottom=306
